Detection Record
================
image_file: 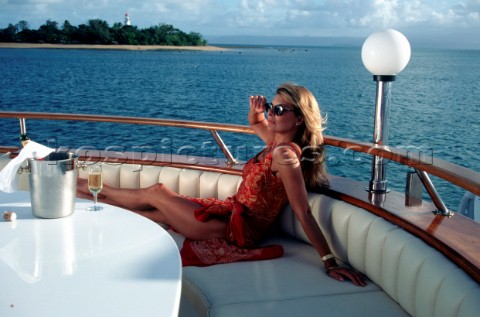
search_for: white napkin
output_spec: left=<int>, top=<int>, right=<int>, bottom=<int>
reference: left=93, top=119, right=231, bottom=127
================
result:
left=0, top=141, right=55, bottom=193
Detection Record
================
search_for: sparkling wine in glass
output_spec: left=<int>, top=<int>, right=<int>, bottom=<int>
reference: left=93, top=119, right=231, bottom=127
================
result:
left=87, top=164, right=103, bottom=211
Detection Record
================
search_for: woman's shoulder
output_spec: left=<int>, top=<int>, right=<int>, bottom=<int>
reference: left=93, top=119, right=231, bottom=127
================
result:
left=271, top=142, right=302, bottom=166
left=273, top=142, right=302, bottom=157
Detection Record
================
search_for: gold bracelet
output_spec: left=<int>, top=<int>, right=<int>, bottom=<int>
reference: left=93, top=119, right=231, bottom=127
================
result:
left=321, top=253, right=335, bottom=262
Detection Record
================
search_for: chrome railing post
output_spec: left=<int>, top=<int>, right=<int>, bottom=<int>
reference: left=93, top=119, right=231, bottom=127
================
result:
left=209, top=130, right=238, bottom=165
left=414, top=168, right=454, bottom=216
left=368, top=75, right=394, bottom=193
left=19, top=117, right=27, bottom=135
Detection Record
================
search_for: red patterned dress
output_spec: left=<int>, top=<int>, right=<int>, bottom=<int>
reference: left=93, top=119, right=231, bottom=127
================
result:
left=180, top=142, right=300, bottom=266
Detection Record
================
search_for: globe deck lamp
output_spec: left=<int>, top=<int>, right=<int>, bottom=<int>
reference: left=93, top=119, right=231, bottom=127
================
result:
left=361, top=29, right=411, bottom=193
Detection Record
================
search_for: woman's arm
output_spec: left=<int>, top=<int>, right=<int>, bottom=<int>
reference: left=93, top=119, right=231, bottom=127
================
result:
left=248, top=95, right=271, bottom=143
left=273, top=146, right=366, bottom=287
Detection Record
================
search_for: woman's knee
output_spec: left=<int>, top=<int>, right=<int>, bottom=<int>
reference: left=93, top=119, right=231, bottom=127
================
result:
left=147, top=183, right=170, bottom=197
left=143, top=182, right=178, bottom=212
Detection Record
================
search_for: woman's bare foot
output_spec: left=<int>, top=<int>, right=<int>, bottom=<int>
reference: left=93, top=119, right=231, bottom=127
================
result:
left=76, top=178, right=92, bottom=200
left=77, top=177, right=107, bottom=200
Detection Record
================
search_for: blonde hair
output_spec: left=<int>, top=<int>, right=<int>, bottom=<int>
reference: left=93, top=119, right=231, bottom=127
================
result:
left=276, top=83, right=329, bottom=189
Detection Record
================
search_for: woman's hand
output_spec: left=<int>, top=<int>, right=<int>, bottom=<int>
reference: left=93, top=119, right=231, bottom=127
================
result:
left=249, top=95, right=267, bottom=115
left=248, top=95, right=271, bottom=143
left=327, top=266, right=367, bottom=287
left=76, top=178, right=91, bottom=199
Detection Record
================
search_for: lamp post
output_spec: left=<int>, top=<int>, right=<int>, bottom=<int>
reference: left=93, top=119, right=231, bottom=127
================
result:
left=361, top=29, right=411, bottom=193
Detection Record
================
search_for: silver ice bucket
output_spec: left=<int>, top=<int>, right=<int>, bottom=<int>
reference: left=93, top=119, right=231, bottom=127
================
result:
left=28, top=152, right=78, bottom=219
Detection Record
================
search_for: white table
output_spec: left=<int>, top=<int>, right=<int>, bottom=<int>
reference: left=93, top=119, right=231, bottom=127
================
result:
left=0, top=191, right=182, bottom=317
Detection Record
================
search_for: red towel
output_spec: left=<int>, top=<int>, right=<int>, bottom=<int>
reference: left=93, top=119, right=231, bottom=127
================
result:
left=181, top=238, right=284, bottom=267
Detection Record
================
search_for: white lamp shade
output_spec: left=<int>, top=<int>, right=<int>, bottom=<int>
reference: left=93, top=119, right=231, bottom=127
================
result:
left=361, top=29, right=411, bottom=76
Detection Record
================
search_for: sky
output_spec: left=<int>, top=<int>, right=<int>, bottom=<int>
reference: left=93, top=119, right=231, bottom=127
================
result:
left=1, top=0, right=479, bottom=49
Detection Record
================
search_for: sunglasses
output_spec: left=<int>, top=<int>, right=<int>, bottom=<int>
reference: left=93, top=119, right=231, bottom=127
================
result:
left=264, top=103, right=296, bottom=116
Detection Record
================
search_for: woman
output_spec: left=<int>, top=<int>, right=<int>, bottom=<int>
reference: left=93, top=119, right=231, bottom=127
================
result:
left=77, top=83, right=366, bottom=286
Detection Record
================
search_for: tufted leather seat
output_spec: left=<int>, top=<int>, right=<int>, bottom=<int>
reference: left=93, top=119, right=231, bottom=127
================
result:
left=1, top=154, right=479, bottom=317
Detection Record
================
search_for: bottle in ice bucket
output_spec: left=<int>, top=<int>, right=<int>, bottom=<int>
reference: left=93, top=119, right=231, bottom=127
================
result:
left=20, top=133, right=30, bottom=147
left=28, top=152, right=79, bottom=218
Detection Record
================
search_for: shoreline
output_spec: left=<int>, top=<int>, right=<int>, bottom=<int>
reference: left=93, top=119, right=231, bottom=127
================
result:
left=0, top=42, right=229, bottom=51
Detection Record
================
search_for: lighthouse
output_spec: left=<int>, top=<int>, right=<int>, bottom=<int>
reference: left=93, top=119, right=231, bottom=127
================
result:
left=124, top=12, right=131, bottom=26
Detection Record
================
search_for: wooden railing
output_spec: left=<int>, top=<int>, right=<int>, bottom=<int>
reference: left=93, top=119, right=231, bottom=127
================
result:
left=1, top=111, right=479, bottom=195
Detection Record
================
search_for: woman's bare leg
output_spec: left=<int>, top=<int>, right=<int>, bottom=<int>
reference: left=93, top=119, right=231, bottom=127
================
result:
left=134, top=183, right=228, bottom=240
left=77, top=178, right=227, bottom=241
left=77, top=178, right=151, bottom=210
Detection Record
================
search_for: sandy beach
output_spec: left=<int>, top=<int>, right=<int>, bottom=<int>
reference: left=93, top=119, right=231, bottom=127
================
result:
left=0, top=42, right=228, bottom=51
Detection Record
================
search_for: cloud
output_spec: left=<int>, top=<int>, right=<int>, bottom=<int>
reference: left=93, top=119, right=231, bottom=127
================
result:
left=5, top=0, right=63, bottom=3
left=0, top=0, right=479, bottom=48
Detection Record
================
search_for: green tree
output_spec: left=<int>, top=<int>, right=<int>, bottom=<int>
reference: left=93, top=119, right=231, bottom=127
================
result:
left=15, top=21, right=29, bottom=32
left=86, top=19, right=112, bottom=44
left=12, top=20, right=39, bottom=42
left=113, top=25, right=140, bottom=45
left=0, top=24, right=16, bottom=42
left=187, top=32, right=207, bottom=46
left=61, top=20, right=78, bottom=43
left=0, top=19, right=207, bottom=46
left=157, top=24, right=174, bottom=44
left=38, top=20, right=61, bottom=43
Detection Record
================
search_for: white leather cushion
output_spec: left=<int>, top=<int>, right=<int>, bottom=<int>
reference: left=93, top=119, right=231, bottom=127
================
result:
left=170, top=231, right=409, bottom=317
left=458, top=287, right=480, bottom=317
left=119, top=164, right=142, bottom=188
left=158, top=167, right=181, bottom=192
left=246, top=192, right=480, bottom=317
left=139, top=165, right=162, bottom=188
left=198, top=171, right=222, bottom=198
left=78, top=163, right=119, bottom=186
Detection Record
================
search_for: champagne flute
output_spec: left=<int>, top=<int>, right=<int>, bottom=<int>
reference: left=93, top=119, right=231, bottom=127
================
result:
left=87, top=164, right=103, bottom=211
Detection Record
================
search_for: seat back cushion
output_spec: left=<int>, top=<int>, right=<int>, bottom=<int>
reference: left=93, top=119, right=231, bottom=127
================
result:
left=278, top=194, right=480, bottom=317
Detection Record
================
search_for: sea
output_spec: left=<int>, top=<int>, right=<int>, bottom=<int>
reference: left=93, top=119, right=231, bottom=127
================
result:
left=0, top=45, right=479, bottom=211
